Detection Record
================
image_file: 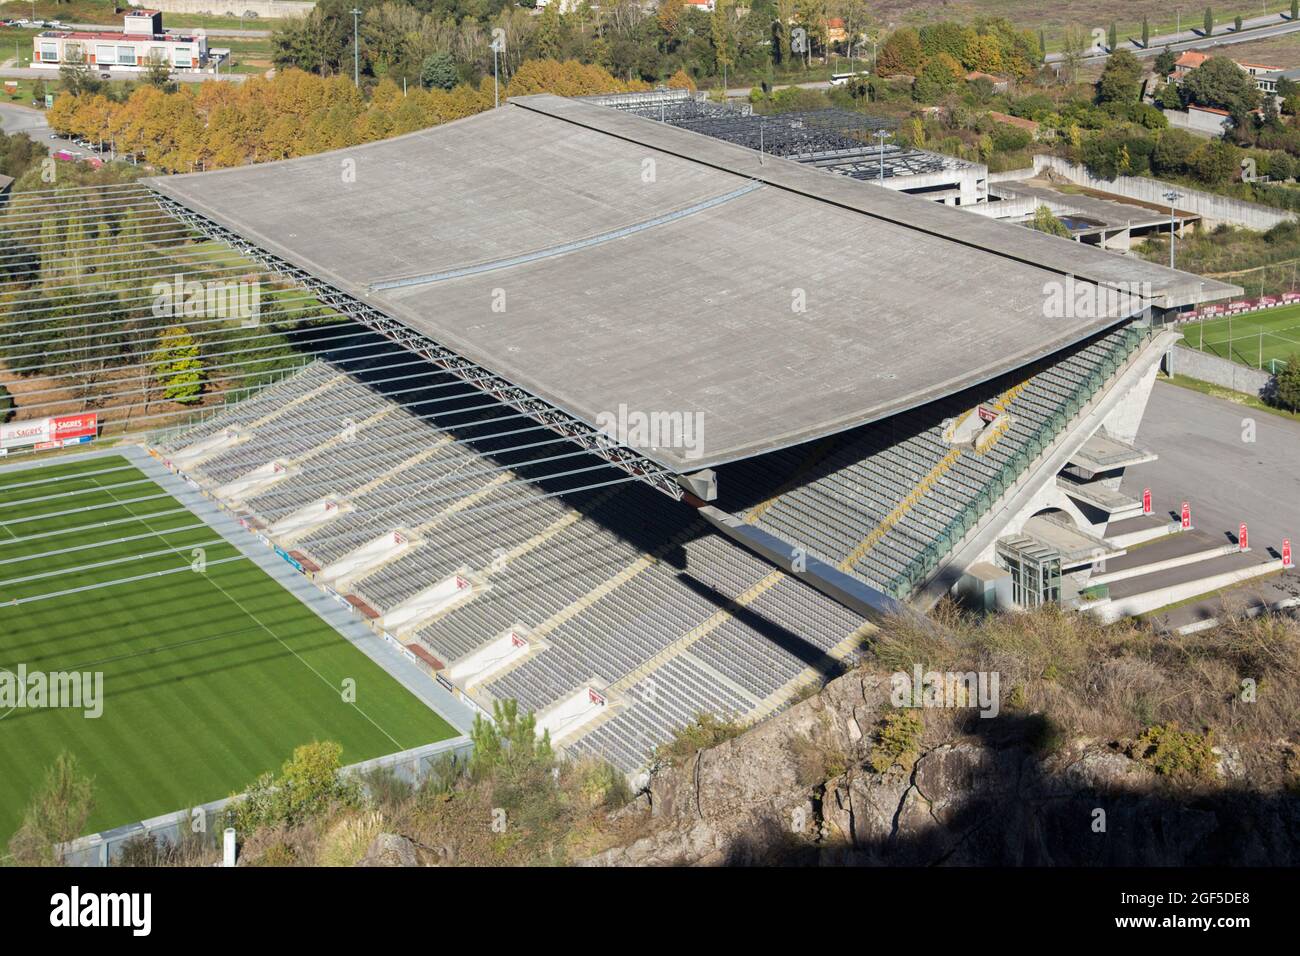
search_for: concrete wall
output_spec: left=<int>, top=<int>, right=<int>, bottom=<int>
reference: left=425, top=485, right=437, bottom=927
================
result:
left=1162, top=107, right=1231, bottom=136
left=1032, top=155, right=1294, bottom=230
left=128, top=0, right=315, bottom=19
left=1167, top=343, right=1275, bottom=395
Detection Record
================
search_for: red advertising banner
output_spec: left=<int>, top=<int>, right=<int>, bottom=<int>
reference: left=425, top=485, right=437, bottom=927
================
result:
left=1284, top=539, right=1293, bottom=569
left=1240, top=523, right=1248, bottom=552
left=1181, top=501, right=1191, bottom=530
left=1, top=413, right=98, bottom=452
left=1142, top=488, right=1151, bottom=515
left=50, top=412, right=98, bottom=441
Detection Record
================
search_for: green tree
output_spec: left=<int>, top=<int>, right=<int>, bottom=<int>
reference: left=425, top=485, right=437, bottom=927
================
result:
left=1097, top=48, right=1143, bottom=104
left=1294, top=0, right=1299, bottom=22
left=1142, top=16, right=1150, bottom=48
left=1204, top=7, right=1214, bottom=37
left=143, top=55, right=173, bottom=90
left=420, top=52, right=457, bottom=91
left=7, top=752, right=95, bottom=866
left=468, top=699, right=553, bottom=780
left=919, top=21, right=970, bottom=60
left=1182, top=56, right=1262, bottom=114
left=1275, top=355, right=1300, bottom=410
left=711, top=0, right=735, bottom=79
left=0, top=380, right=12, bottom=424
left=1155, top=46, right=1177, bottom=76
left=1108, top=21, right=1117, bottom=52
left=1059, top=23, right=1088, bottom=83
left=231, top=740, right=359, bottom=833
left=1190, top=138, right=1240, bottom=184
left=1153, top=127, right=1200, bottom=173
left=1234, top=15, right=1242, bottom=32
left=1030, top=204, right=1070, bottom=237
left=149, top=325, right=205, bottom=405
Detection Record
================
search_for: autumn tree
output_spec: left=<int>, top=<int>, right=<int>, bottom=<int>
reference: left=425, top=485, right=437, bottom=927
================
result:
left=150, top=325, right=205, bottom=405
left=877, top=27, right=924, bottom=76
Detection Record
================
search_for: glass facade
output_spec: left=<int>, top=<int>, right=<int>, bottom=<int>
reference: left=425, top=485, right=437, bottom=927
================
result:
left=996, top=538, right=1062, bottom=607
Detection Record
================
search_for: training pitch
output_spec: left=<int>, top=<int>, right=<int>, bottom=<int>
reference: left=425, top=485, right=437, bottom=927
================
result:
left=0, top=452, right=455, bottom=847
left=1179, top=304, right=1300, bottom=371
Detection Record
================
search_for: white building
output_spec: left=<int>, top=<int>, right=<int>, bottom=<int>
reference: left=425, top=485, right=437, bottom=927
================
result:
left=32, top=11, right=209, bottom=74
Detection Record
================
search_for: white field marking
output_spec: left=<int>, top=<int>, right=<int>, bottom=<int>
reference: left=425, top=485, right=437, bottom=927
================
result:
left=92, top=476, right=408, bottom=751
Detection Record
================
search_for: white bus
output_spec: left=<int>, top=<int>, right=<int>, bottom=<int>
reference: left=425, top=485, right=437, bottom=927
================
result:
left=829, top=70, right=871, bottom=86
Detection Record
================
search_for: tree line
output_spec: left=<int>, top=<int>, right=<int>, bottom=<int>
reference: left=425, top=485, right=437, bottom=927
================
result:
left=45, top=60, right=660, bottom=173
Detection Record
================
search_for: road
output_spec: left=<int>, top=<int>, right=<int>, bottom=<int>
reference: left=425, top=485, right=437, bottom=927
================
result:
left=63, top=22, right=271, bottom=38
left=714, top=11, right=1300, bottom=96
left=0, top=100, right=90, bottom=156
left=1049, top=12, right=1300, bottom=64
left=0, top=64, right=244, bottom=83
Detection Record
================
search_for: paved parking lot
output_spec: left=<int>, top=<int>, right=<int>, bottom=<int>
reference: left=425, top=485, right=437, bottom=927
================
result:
left=1119, top=380, right=1300, bottom=627
left=1121, top=380, right=1300, bottom=552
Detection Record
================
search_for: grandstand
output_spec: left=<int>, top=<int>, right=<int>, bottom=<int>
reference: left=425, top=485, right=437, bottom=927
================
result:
left=2, top=93, right=1242, bottom=777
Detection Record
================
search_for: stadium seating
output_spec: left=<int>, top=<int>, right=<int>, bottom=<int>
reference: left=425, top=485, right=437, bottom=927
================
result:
left=150, top=356, right=870, bottom=772
left=723, top=323, right=1151, bottom=596
left=149, top=320, right=1149, bottom=772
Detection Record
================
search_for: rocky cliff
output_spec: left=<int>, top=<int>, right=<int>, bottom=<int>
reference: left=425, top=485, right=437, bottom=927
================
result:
left=584, top=670, right=1300, bottom=866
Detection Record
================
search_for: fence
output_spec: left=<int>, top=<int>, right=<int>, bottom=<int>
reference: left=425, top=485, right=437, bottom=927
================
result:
left=59, top=735, right=473, bottom=867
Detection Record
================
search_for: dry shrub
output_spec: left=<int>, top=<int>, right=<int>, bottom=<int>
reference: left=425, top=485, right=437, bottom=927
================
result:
left=316, top=811, right=386, bottom=867
left=865, top=604, right=1300, bottom=787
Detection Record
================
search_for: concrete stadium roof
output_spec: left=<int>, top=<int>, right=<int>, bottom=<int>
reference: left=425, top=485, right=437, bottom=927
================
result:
left=146, top=94, right=1239, bottom=472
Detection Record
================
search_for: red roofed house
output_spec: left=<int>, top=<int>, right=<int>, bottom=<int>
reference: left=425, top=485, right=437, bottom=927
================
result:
left=1171, top=50, right=1209, bottom=80
left=32, top=11, right=209, bottom=74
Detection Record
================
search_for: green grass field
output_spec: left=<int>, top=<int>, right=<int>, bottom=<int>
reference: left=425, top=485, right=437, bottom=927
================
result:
left=0, top=452, right=455, bottom=848
left=1179, top=304, right=1300, bottom=372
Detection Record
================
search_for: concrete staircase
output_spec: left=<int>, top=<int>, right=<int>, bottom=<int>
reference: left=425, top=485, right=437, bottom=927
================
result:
left=1080, top=528, right=1282, bottom=623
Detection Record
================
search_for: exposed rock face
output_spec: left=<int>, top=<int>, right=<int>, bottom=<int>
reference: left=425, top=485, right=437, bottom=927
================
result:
left=585, top=671, right=1300, bottom=866
left=359, top=833, right=420, bottom=867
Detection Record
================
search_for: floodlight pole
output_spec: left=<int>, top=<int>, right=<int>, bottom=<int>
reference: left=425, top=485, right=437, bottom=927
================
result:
left=874, top=128, right=888, bottom=183
left=351, top=8, right=361, bottom=88
left=1164, top=189, right=1182, bottom=270
left=492, top=41, right=500, bottom=108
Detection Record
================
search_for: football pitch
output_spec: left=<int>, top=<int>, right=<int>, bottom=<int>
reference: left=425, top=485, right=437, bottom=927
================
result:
left=0, top=452, right=456, bottom=848
left=1178, top=305, right=1300, bottom=372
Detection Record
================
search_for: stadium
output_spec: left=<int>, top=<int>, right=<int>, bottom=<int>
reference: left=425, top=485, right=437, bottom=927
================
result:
left=0, top=91, right=1243, bottom=833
